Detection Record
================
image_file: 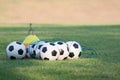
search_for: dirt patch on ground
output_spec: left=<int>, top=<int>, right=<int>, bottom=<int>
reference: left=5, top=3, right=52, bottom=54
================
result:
left=0, top=0, right=120, bottom=25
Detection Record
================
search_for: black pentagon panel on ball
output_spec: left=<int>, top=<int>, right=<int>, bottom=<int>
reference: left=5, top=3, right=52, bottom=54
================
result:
left=32, top=50, right=36, bottom=58
left=73, top=43, right=79, bottom=48
left=9, top=45, right=14, bottom=51
left=63, top=57, right=68, bottom=60
left=18, top=49, right=23, bottom=55
left=50, top=43, right=55, bottom=46
left=38, top=45, right=43, bottom=49
left=33, top=50, right=36, bottom=56
left=32, top=44, right=35, bottom=48
left=42, top=47, right=47, bottom=53
left=52, top=50, right=57, bottom=56
left=79, top=52, right=82, bottom=57
left=44, top=40, right=48, bottom=43
left=16, top=42, right=22, bottom=45
left=60, top=49, right=64, bottom=55
left=44, top=57, right=49, bottom=60
left=10, top=56, right=16, bottom=59
left=31, top=50, right=36, bottom=58
left=69, top=52, right=74, bottom=57
left=57, top=42, right=63, bottom=45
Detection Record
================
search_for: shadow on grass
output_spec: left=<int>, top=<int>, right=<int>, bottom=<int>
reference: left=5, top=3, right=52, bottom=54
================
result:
left=0, top=59, right=41, bottom=80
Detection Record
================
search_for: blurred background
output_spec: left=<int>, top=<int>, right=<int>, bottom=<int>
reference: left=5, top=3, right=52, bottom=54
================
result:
left=0, top=0, right=120, bottom=25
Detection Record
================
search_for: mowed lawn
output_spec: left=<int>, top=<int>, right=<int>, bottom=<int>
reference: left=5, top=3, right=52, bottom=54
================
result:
left=0, top=24, right=120, bottom=80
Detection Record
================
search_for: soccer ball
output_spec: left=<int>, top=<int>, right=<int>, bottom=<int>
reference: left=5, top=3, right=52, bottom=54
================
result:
left=66, top=41, right=82, bottom=59
left=40, top=42, right=60, bottom=60
left=6, top=41, right=26, bottom=59
left=55, top=41, right=69, bottom=60
left=27, top=41, right=38, bottom=58
left=32, top=40, right=48, bottom=59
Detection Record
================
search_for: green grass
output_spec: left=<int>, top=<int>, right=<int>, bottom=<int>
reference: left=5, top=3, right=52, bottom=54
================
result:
left=0, top=24, right=120, bottom=80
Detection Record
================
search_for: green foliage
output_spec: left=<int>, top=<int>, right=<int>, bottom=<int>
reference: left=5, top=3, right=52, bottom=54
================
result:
left=0, top=25, right=120, bottom=80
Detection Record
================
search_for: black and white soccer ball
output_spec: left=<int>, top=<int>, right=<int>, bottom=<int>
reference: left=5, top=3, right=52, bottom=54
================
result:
left=66, top=41, right=82, bottom=59
left=40, top=42, right=60, bottom=60
left=32, top=41, right=47, bottom=59
left=27, top=42, right=38, bottom=58
left=55, top=41, right=69, bottom=60
left=6, top=41, right=26, bottom=59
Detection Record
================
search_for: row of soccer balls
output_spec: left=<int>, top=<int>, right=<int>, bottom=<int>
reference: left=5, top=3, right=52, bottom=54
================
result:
left=6, top=41, right=82, bottom=60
